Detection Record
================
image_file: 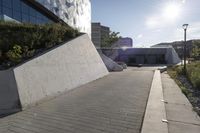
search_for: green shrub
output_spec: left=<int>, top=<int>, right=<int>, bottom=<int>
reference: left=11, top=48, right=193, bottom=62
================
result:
left=0, top=21, right=79, bottom=50
left=168, top=63, right=200, bottom=90
left=22, top=46, right=35, bottom=59
left=0, top=21, right=80, bottom=69
left=6, top=45, right=22, bottom=63
left=176, top=66, right=184, bottom=75
left=186, top=62, right=200, bottom=89
left=167, top=65, right=184, bottom=78
left=180, top=86, right=190, bottom=96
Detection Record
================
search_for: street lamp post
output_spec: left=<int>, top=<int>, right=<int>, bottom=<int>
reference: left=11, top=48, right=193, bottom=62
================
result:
left=182, top=24, right=189, bottom=75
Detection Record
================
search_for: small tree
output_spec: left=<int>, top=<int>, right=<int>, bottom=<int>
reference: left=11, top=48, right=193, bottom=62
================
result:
left=101, top=31, right=121, bottom=48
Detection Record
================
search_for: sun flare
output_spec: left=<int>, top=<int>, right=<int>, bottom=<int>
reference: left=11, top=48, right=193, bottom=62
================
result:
left=163, top=3, right=181, bottom=20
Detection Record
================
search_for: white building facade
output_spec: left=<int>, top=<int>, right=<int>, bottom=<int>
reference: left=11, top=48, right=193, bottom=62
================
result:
left=36, top=0, right=91, bottom=36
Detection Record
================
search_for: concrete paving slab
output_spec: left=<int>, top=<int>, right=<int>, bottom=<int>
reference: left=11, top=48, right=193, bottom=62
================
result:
left=168, top=121, right=200, bottom=133
left=166, top=103, right=200, bottom=125
left=163, top=91, right=191, bottom=106
left=162, top=72, right=200, bottom=133
left=162, top=74, right=191, bottom=106
left=0, top=68, right=154, bottom=133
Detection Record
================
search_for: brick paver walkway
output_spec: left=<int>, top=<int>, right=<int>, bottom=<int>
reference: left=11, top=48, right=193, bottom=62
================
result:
left=0, top=68, right=154, bottom=133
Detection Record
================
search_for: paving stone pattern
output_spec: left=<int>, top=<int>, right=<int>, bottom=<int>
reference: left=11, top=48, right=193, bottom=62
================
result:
left=0, top=69, right=154, bottom=133
left=162, top=73, right=200, bottom=133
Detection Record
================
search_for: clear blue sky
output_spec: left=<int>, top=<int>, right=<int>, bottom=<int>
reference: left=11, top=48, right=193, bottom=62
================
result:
left=91, top=0, right=200, bottom=47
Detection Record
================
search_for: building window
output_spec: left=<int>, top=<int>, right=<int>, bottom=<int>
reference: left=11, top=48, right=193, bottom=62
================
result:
left=29, top=7, right=36, bottom=17
left=13, top=11, right=21, bottom=21
left=3, top=6, right=12, bottom=18
left=2, top=0, right=12, bottom=9
left=30, top=16, right=36, bottom=24
left=13, top=0, right=21, bottom=12
left=22, top=13, right=29, bottom=22
left=0, top=0, right=53, bottom=24
left=0, top=0, right=2, bottom=16
left=21, top=2, right=29, bottom=15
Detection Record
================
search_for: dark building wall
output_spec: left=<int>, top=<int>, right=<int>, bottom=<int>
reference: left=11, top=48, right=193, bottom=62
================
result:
left=117, top=49, right=166, bottom=65
left=113, top=38, right=133, bottom=48
left=100, top=25, right=110, bottom=45
left=92, top=22, right=110, bottom=48
left=92, top=23, right=101, bottom=48
left=100, top=48, right=180, bottom=65
left=0, top=0, right=52, bottom=24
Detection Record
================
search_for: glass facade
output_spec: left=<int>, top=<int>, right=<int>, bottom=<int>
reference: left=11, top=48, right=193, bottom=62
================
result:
left=0, top=0, right=52, bottom=24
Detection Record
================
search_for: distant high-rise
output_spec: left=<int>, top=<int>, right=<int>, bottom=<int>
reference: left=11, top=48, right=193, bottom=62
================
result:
left=113, top=37, right=133, bottom=48
left=92, top=22, right=110, bottom=48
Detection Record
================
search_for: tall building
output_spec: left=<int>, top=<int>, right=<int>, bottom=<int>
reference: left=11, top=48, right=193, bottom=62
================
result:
left=113, top=37, right=133, bottom=48
left=92, top=22, right=110, bottom=48
left=0, top=0, right=91, bottom=36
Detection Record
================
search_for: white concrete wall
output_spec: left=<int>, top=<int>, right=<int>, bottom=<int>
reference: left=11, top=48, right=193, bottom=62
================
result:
left=36, top=0, right=91, bottom=37
left=13, top=34, right=108, bottom=108
left=97, top=50, right=123, bottom=72
left=171, top=48, right=181, bottom=64
left=165, top=48, right=181, bottom=64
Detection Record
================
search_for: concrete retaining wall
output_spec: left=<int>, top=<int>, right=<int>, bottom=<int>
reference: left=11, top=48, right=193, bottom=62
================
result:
left=97, top=50, right=123, bottom=72
left=0, top=34, right=108, bottom=111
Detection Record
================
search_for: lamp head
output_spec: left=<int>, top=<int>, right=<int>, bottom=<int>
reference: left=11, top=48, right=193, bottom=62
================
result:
left=182, top=24, right=189, bottom=30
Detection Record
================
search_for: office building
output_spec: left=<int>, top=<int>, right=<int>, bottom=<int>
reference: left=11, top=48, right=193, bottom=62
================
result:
left=92, top=22, right=110, bottom=48
left=113, top=37, right=133, bottom=48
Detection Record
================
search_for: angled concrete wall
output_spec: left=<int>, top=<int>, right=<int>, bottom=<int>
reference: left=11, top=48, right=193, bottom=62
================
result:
left=97, top=50, right=123, bottom=72
left=0, top=34, right=108, bottom=111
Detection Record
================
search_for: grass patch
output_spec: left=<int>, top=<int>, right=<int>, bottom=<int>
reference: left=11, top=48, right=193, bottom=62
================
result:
left=186, top=61, right=200, bottom=89
left=168, top=62, right=200, bottom=90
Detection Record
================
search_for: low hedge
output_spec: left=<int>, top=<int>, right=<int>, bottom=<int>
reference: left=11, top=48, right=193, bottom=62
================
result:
left=0, top=21, right=80, bottom=69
